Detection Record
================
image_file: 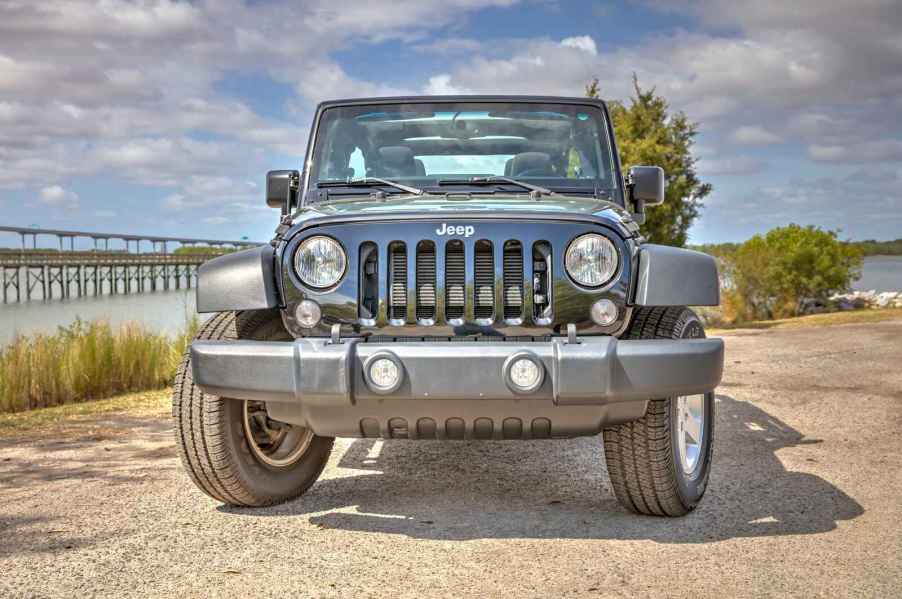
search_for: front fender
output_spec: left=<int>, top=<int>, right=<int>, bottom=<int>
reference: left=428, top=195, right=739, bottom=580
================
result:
left=633, top=244, right=720, bottom=307
left=196, top=245, right=280, bottom=313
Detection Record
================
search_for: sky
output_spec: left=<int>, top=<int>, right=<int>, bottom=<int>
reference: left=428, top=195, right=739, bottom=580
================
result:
left=1, top=0, right=900, bottom=245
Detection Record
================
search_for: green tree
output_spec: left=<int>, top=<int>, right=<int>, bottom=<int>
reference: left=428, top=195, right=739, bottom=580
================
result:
left=722, top=224, right=863, bottom=321
left=587, top=76, right=711, bottom=246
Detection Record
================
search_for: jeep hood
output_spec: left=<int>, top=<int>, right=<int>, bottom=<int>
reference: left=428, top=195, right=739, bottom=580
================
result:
left=303, top=194, right=629, bottom=217
left=287, top=194, right=640, bottom=239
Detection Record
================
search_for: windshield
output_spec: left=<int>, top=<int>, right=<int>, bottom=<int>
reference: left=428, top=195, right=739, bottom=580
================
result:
left=306, top=101, right=621, bottom=203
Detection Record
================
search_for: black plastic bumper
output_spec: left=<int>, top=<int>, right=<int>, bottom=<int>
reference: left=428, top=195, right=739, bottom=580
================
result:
left=190, top=336, right=723, bottom=439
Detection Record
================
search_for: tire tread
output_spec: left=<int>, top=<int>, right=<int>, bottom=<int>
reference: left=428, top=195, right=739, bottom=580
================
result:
left=172, top=311, right=330, bottom=507
left=602, top=306, right=704, bottom=516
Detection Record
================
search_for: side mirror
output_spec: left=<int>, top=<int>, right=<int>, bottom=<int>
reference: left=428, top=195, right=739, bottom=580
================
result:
left=628, top=166, right=665, bottom=205
left=627, top=166, right=665, bottom=225
left=266, top=170, right=300, bottom=212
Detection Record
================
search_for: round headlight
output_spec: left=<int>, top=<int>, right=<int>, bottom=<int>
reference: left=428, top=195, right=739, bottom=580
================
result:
left=565, top=234, right=618, bottom=287
left=294, top=236, right=346, bottom=289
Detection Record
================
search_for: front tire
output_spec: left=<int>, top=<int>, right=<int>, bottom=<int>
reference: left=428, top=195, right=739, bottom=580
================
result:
left=603, top=307, right=715, bottom=516
left=172, top=311, right=333, bottom=507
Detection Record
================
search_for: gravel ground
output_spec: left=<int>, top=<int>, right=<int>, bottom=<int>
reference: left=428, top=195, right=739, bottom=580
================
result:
left=2, top=319, right=901, bottom=598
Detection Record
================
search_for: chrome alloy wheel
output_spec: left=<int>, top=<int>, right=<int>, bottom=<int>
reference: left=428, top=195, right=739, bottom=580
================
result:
left=242, top=401, right=314, bottom=469
left=676, top=394, right=706, bottom=475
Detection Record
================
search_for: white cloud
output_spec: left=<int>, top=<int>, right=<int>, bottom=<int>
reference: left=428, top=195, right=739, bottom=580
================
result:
left=808, top=139, right=902, bottom=163
left=730, top=126, right=783, bottom=146
left=162, top=193, right=186, bottom=210
left=699, top=156, right=767, bottom=176
left=560, top=36, right=597, bottom=56
left=414, top=38, right=483, bottom=55
left=807, top=145, right=846, bottom=162
left=0, top=0, right=522, bottom=195
left=420, top=3, right=902, bottom=151
left=292, top=60, right=411, bottom=105
left=694, top=167, right=902, bottom=241
left=424, top=74, right=470, bottom=95
left=39, top=185, right=79, bottom=207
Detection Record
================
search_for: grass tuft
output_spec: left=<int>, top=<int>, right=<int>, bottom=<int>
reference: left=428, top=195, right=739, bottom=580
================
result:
left=0, top=317, right=199, bottom=414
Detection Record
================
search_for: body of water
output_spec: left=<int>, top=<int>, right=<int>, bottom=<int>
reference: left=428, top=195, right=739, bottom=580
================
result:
left=1, top=256, right=900, bottom=346
left=852, top=255, right=902, bottom=292
left=0, top=289, right=204, bottom=345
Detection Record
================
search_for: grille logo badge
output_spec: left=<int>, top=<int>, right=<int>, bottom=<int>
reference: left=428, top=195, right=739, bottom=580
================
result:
left=435, top=223, right=474, bottom=237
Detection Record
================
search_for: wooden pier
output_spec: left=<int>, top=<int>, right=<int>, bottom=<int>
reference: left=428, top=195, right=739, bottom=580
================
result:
left=0, top=252, right=215, bottom=303
left=0, top=226, right=260, bottom=304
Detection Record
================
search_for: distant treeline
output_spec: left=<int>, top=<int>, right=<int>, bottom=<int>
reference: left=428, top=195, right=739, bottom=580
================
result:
left=850, top=239, right=902, bottom=256
left=692, top=238, right=902, bottom=257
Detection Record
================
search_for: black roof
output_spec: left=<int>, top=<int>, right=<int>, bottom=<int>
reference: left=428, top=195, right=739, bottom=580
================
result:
left=316, top=95, right=607, bottom=111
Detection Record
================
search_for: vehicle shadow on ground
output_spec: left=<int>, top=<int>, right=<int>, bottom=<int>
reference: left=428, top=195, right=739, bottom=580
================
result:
left=0, top=416, right=176, bottom=490
left=222, top=395, right=864, bottom=543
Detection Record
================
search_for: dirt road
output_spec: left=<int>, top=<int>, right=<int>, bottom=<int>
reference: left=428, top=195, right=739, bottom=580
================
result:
left=2, top=319, right=901, bottom=598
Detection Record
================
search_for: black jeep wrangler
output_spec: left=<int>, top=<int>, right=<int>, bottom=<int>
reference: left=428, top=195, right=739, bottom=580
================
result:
left=174, top=96, right=723, bottom=516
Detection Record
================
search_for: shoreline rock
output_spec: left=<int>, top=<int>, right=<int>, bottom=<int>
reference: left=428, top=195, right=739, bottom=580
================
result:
left=826, top=290, right=902, bottom=311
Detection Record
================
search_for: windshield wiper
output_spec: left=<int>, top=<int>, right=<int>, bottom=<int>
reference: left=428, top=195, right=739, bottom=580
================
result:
left=438, top=176, right=557, bottom=197
left=318, top=177, right=425, bottom=196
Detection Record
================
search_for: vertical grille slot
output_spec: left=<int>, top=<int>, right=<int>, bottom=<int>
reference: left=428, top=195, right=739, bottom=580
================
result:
left=474, top=240, right=495, bottom=320
left=359, top=242, right=378, bottom=320
left=445, top=240, right=465, bottom=320
left=389, top=242, right=407, bottom=320
left=416, top=241, right=436, bottom=321
left=532, top=241, right=552, bottom=322
left=503, top=240, right=523, bottom=320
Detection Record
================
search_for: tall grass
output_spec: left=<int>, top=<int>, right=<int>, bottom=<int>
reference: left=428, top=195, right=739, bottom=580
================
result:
left=0, top=317, right=199, bottom=414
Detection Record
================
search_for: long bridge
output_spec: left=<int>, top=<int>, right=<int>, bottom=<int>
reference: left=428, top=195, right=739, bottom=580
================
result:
left=0, top=225, right=258, bottom=253
left=0, top=226, right=262, bottom=304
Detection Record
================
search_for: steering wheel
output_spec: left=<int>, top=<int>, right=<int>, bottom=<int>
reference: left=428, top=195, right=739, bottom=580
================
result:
left=514, top=169, right=551, bottom=178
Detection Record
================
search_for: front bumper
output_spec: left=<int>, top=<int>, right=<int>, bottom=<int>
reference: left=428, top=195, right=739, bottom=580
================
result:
left=190, top=336, right=723, bottom=439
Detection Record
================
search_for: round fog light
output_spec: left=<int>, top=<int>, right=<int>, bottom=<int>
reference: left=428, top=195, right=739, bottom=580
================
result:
left=364, top=353, right=404, bottom=394
left=591, top=299, right=618, bottom=326
left=295, top=300, right=322, bottom=328
left=503, top=353, right=545, bottom=394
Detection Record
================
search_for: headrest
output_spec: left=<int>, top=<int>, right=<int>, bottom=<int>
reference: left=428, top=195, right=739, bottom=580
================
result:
left=509, top=152, right=551, bottom=176
left=379, top=146, right=416, bottom=168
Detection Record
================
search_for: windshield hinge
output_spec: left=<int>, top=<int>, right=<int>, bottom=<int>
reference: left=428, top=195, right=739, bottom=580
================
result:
left=271, top=214, right=294, bottom=246
left=304, top=188, right=329, bottom=205
left=592, top=183, right=614, bottom=200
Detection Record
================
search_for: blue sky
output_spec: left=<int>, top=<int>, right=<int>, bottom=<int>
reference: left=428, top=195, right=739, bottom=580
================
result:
left=1, top=0, right=900, bottom=246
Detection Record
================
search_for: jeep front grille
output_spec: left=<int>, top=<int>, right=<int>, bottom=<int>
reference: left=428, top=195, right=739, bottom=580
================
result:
left=365, top=236, right=552, bottom=326
left=503, top=240, right=524, bottom=320
left=416, top=241, right=436, bottom=321
left=389, top=242, right=407, bottom=320
left=445, top=240, right=465, bottom=320
left=473, top=240, right=495, bottom=320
